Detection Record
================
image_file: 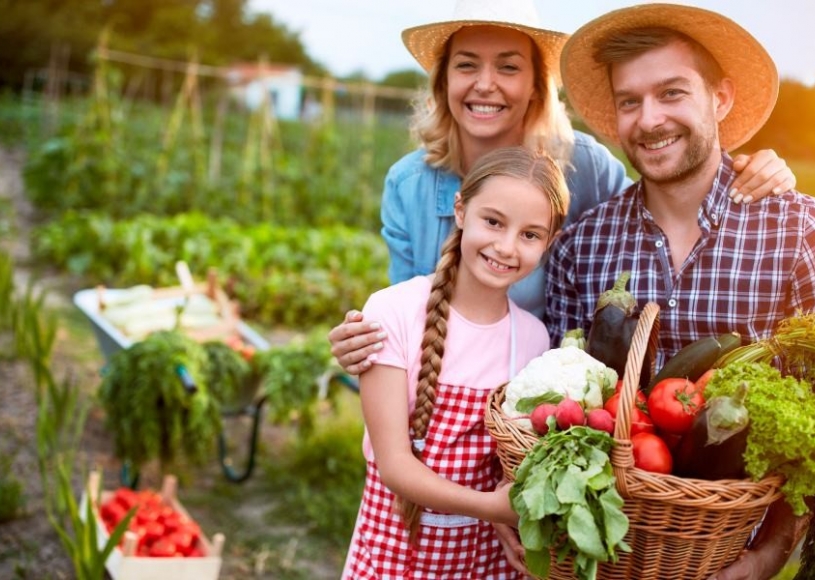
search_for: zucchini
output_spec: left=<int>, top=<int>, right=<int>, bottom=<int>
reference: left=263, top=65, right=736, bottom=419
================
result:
left=648, top=332, right=741, bottom=393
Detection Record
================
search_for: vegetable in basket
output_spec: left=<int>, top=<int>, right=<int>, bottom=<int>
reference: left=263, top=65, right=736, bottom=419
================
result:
left=585, top=271, right=652, bottom=389
left=703, top=361, right=815, bottom=515
left=648, top=332, right=741, bottom=393
left=500, top=346, right=617, bottom=430
left=673, top=382, right=749, bottom=480
left=510, top=426, right=629, bottom=580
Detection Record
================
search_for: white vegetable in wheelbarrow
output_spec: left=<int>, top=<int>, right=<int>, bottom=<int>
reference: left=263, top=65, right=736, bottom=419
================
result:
left=501, top=346, right=618, bottom=428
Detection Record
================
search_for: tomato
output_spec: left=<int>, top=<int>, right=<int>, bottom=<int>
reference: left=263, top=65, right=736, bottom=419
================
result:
left=101, top=499, right=127, bottom=526
left=647, top=378, right=704, bottom=435
left=148, top=537, right=178, bottom=558
left=695, top=369, right=716, bottom=392
left=114, top=487, right=139, bottom=511
left=603, top=391, right=654, bottom=436
left=167, top=530, right=195, bottom=556
left=632, top=432, right=673, bottom=474
left=142, top=520, right=165, bottom=546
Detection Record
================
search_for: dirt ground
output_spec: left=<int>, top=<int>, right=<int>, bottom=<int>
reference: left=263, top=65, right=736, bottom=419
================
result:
left=0, top=147, right=344, bottom=579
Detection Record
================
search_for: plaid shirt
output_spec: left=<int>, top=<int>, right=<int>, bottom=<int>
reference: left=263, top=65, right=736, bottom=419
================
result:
left=544, top=153, right=815, bottom=369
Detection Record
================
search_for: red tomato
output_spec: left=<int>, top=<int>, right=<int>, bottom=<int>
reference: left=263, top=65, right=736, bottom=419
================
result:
left=603, top=391, right=654, bottom=436
left=142, top=520, right=165, bottom=546
left=695, top=369, right=716, bottom=392
left=647, top=378, right=705, bottom=435
left=101, top=499, right=127, bottom=526
left=632, top=432, right=673, bottom=474
left=148, top=537, right=178, bottom=558
left=114, top=488, right=139, bottom=511
left=167, top=530, right=195, bottom=556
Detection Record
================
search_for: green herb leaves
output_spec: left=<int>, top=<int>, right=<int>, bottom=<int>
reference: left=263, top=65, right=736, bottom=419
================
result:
left=510, top=426, right=629, bottom=580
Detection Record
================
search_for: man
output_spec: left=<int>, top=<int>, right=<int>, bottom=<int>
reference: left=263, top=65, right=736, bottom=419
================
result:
left=544, top=4, right=815, bottom=579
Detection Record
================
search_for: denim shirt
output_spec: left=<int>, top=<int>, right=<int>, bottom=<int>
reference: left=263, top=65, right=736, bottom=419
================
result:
left=381, top=130, right=632, bottom=319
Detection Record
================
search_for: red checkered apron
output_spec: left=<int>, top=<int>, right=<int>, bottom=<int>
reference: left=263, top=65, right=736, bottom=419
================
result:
left=342, top=384, right=522, bottom=579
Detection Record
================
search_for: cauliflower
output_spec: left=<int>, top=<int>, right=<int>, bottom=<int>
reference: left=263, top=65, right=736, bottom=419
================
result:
left=501, top=346, right=618, bottom=427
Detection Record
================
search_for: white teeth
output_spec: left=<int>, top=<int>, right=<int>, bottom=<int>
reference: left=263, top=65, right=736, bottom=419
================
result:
left=486, top=257, right=511, bottom=270
left=644, top=136, right=678, bottom=150
left=470, top=104, right=503, bottom=114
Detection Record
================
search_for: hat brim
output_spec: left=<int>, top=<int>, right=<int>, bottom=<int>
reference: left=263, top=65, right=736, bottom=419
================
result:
left=403, top=20, right=568, bottom=84
left=560, top=4, right=778, bottom=151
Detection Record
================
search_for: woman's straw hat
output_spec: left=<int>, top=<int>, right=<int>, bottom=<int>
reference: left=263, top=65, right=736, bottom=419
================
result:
left=560, top=3, right=778, bottom=151
left=402, top=0, right=568, bottom=82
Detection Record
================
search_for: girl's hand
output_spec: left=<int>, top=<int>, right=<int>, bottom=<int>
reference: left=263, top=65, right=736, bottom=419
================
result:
left=493, top=522, right=529, bottom=577
left=729, top=149, right=796, bottom=204
left=328, top=310, right=387, bottom=375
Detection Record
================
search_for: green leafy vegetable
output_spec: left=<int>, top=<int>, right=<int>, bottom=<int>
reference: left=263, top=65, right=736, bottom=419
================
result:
left=510, top=426, right=630, bottom=580
left=704, top=361, right=815, bottom=515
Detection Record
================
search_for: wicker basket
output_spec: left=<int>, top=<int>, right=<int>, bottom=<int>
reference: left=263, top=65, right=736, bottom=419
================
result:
left=484, top=302, right=784, bottom=580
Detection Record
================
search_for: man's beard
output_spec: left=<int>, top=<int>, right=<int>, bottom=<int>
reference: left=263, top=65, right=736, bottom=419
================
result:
left=626, top=126, right=716, bottom=185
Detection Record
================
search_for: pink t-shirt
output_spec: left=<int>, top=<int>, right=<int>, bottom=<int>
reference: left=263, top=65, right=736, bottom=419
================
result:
left=360, top=275, right=549, bottom=461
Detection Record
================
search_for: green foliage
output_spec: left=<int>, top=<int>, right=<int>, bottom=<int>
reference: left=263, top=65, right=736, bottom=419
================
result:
left=254, top=327, right=335, bottom=432
left=32, top=212, right=389, bottom=326
left=5, top=262, right=133, bottom=580
left=267, top=403, right=365, bottom=547
left=704, top=362, right=815, bottom=515
left=511, top=426, right=630, bottom=580
left=0, top=453, right=25, bottom=523
left=202, top=340, right=255, bottom=411
left=98, top=330, right=222, bottom=470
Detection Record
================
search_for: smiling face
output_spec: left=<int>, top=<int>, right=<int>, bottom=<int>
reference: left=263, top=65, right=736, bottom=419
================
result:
left=610, top=39, right=733, bottom=185
left=446, top=26, right=538, bottom=153
left=454, top=174, right=553, bottom=294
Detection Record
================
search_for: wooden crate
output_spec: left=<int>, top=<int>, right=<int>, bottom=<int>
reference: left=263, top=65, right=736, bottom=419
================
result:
left=83, top=471, right=225, bottom=580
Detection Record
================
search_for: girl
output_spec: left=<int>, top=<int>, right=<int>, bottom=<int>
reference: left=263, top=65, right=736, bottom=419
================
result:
left=342, top=146, right=570, bottom=579
left=329, top=0, right=795, bottom=373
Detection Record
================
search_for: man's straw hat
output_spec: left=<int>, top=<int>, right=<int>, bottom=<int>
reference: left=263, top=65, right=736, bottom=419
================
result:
left=402, top=0, right=568, bottom=82
left=560, top=3, right=778, bottom=151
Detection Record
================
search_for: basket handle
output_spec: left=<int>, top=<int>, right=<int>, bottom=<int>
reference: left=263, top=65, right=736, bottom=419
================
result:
left=611, top=302, right=660, bottom=495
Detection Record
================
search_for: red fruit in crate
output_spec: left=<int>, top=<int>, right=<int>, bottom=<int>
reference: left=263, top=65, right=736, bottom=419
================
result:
left=114, top=487, right=139, bottom=511
left=143, top=520, right=165, bottom=546
left=167, top=530, right=195, bottom=556
left=148, top=537, right=178, bottom=558
left=101, top=499, right=127, bottom=526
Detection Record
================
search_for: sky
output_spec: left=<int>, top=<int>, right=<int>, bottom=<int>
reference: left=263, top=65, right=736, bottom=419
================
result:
left=248, top=0, right=815, bottom=86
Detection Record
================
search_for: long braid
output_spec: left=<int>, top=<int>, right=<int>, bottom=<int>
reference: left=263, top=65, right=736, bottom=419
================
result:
left=399, top=228, right=461, bottom=543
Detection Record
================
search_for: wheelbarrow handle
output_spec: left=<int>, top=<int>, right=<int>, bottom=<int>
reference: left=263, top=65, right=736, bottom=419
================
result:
left=218, top=394, right=269, bottom=483
left=175, top=364, right=198, bottom=394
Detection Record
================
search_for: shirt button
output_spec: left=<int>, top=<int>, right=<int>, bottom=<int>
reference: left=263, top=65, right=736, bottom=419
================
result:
left=668, top=299, right=677, bottom=308
left=655, top=240, right=664, bottom=248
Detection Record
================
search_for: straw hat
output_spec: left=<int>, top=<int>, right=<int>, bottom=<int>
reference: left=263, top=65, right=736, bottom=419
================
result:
left=560, top=3, right=778, bottom=151
left=402, top=0, right=568, bottom=82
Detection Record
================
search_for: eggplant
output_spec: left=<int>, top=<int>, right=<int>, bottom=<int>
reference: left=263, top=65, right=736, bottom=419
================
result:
left=586, top=272, right=651, bottom=387
left=673, top=382, right=750, bottom=480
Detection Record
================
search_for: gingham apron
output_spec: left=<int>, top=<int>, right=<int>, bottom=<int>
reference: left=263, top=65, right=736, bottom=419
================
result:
left=343, top=311, right=522, bottom=579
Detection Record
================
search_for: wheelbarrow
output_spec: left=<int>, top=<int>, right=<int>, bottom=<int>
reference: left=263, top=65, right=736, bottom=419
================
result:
left=73, top=282, right=272, bottom=485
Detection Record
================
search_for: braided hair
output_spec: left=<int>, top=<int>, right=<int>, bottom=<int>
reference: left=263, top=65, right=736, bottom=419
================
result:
left=398, top=146, right=570, bottom=542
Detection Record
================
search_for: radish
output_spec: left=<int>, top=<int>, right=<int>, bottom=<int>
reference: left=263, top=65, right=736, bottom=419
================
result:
left=586, top=408, right=615, bottom=434
left=555, top=398, right=585, bottom=430
left=530, top=403, right=559, bottom=435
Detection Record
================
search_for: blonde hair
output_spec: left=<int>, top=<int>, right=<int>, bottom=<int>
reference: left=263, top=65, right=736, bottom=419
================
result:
left=398, top=146, right=570, bottom=541
left=410, top=28, right=575, bottom=177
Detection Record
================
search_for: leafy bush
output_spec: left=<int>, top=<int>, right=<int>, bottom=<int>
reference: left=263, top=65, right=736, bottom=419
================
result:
left=32, top=212, right=389, bottom=326
left=268, top=403, right=365, bottom=547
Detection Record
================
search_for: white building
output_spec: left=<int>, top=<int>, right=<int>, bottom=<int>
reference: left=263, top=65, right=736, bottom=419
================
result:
left=225, top=63, right=303, bottom=121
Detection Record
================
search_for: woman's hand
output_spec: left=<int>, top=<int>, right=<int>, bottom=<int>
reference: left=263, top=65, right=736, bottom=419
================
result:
left=730, top=149, right=796, bottom=204
left=327, top=310, right=387, bottom=375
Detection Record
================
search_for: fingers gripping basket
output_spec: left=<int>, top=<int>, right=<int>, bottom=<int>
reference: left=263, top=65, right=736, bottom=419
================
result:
left=485, top=302, right=784, bottom=580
